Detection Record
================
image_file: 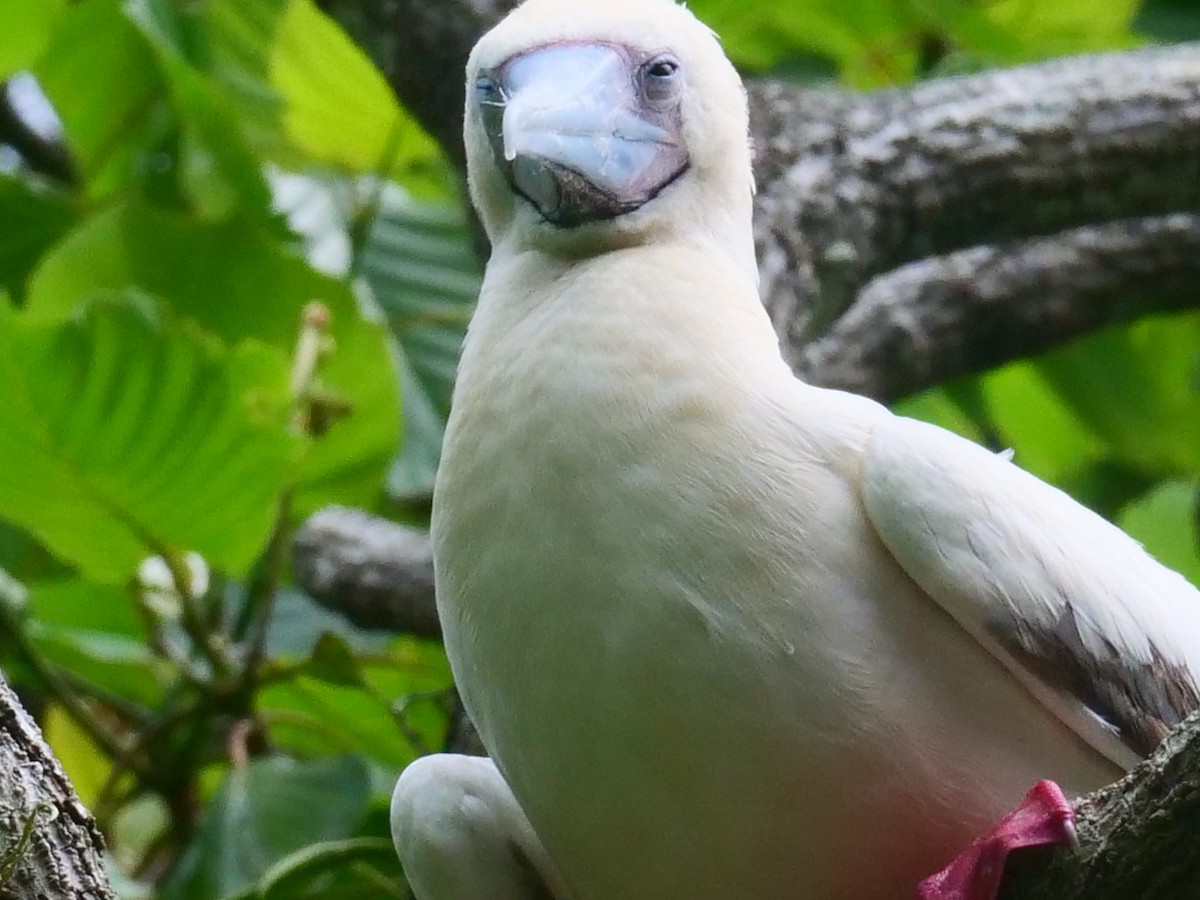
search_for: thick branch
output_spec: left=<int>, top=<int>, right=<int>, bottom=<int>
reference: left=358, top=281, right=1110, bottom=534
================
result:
left=998, top=709, right=1200, bottom=900
left=798, top=214, right=1200, bottom=402
left=749, top=43, right=1200, bottom=351
left=0, top=675, right=113, bottom=899
left=292, top=506, right=439, bottom=637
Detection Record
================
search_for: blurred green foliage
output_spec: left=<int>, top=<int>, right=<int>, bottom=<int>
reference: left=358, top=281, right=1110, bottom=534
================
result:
left=0, top=0, right=1196, bottom=896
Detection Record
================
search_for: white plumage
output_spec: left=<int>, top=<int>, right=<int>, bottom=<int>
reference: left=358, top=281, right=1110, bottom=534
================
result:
left=391, top=1, right=1200, bottom=898
left=391, top=754, right=565, bottom=899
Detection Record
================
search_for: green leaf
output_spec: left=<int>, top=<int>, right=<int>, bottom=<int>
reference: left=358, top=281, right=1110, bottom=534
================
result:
left=892, top=385, right=987, bottom=444
left=270, top=0, right=438, bottom=181
left=272, top=174, right=476, bottom=500
left=201, top=0, right=286, bottom=154
left=1035, top=314, right=1200, bottom=476
left=124, top=0, right=275, bottom=220
left=0, top=0, right=66, bottom=80
left=24, top=577, right=163, bottom=705
left=0, top=174, right=75, bottom=299
left=26, top=201, right=402, bottom=510
left=243, top=837, right=400, bottom=900
left=261, top=638, right=451, bottom=767
left=202, top=0, right=447, bottom=193
left=1137, top=0, right=1200, bottom=42
left=159, top=754, right=371, bottom=900
left=259, top=675, right=415, bottom=768
left=235, top=584, right=389, bottom=660
left=688, top=0, right=912, bottom=80
left=307, top=632, right=366, bottom=688
left=33, top=0, right=169, bottom=197
left=0, top=519, right=68, bottom=583
left=980, top=361, right=1105, bottom=483
left=357, top=187, right=479, bottom=499
left=43, top=704, right=110, bottom=808
left=985, top=0, right=1140, bottom=54
left=0, top=295, right=295, bottom=583
left=1117, top=479, right=1200, bottom=586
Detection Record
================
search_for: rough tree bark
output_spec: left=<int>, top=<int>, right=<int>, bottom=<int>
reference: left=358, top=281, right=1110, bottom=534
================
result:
left=0, top=675, right=114, bottom=899
left=302, top=2, right=1200, bottom=897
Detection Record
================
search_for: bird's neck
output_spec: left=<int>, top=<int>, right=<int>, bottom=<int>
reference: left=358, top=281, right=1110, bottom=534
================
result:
left=449, top=238, right=800, bottom=485
left=474, top=236, right=769, bottom=347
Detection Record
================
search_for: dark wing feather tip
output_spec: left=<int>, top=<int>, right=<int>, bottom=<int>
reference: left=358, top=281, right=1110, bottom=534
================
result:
left=989, top=603, right=1200, bottom=758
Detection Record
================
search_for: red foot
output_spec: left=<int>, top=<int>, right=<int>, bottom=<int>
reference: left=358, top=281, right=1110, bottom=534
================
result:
left=917, top=780, right=1076, bottom=900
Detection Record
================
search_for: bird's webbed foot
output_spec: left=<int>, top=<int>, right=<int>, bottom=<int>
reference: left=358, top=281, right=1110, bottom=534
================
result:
left=917, top=780, right=1077, bottom=900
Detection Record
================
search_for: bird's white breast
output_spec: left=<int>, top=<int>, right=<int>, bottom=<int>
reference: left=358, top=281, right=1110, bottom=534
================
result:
left=432, top=244, right=1116, bottom=900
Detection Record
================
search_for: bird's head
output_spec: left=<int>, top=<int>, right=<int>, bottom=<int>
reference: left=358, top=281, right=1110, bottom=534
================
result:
left=464, top=0, right=755, bottom=269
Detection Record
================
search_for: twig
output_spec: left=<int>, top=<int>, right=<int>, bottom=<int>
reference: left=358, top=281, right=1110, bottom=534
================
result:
left=0, top=601, right=126, bottom=763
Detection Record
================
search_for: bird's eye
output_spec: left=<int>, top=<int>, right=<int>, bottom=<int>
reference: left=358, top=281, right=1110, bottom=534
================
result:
left=475, top=74, right=502, bottom=104
left=641, top=55, right=682, bottom=104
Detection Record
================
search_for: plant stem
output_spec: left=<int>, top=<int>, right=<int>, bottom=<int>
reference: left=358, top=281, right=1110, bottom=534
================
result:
left=0, top=602, right=127, bottom=763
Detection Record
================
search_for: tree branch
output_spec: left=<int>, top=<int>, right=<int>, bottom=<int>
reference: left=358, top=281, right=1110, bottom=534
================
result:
left=797, top=213, right=1200, bottom=402
left=0, top=675, right=114, bottom=898
left=292, top=506, right=439, bottom=638
left=748, top=43, right=1200, bottom=379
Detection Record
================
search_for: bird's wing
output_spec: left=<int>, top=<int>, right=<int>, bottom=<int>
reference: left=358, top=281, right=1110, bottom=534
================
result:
left=860, top=414, right=1200, bottom=768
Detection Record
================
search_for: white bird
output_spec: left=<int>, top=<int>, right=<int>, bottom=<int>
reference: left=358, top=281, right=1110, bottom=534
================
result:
left=390, top=1, right=1200, bottom=898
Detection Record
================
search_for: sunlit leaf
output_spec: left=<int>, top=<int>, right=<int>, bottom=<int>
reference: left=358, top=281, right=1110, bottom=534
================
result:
left=986, top=0, right=1141, bottom=54
left=202, top=0, right=447, bottom=193
left=43, top=704, right=110, bottom=807
left=33, top=0, right=169, bottom=197
left=1117, top=479, right=1200, bottom=586
left=0, top=0, right=65, bottom=80
left=980, top=361, right=1105, bottom=483
left=26, top=201, right=401, bottom=510
left=0, top=295, right=295, bottom=582
left=892, top=386, right=987, bottom=444
left=270, top=0, right=427, bottom=178
left=1035, top=314, right=1200, bottom=476
left=124, top=0, right=275, bottom=220
left=688, top=0, right=914, bottom=82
